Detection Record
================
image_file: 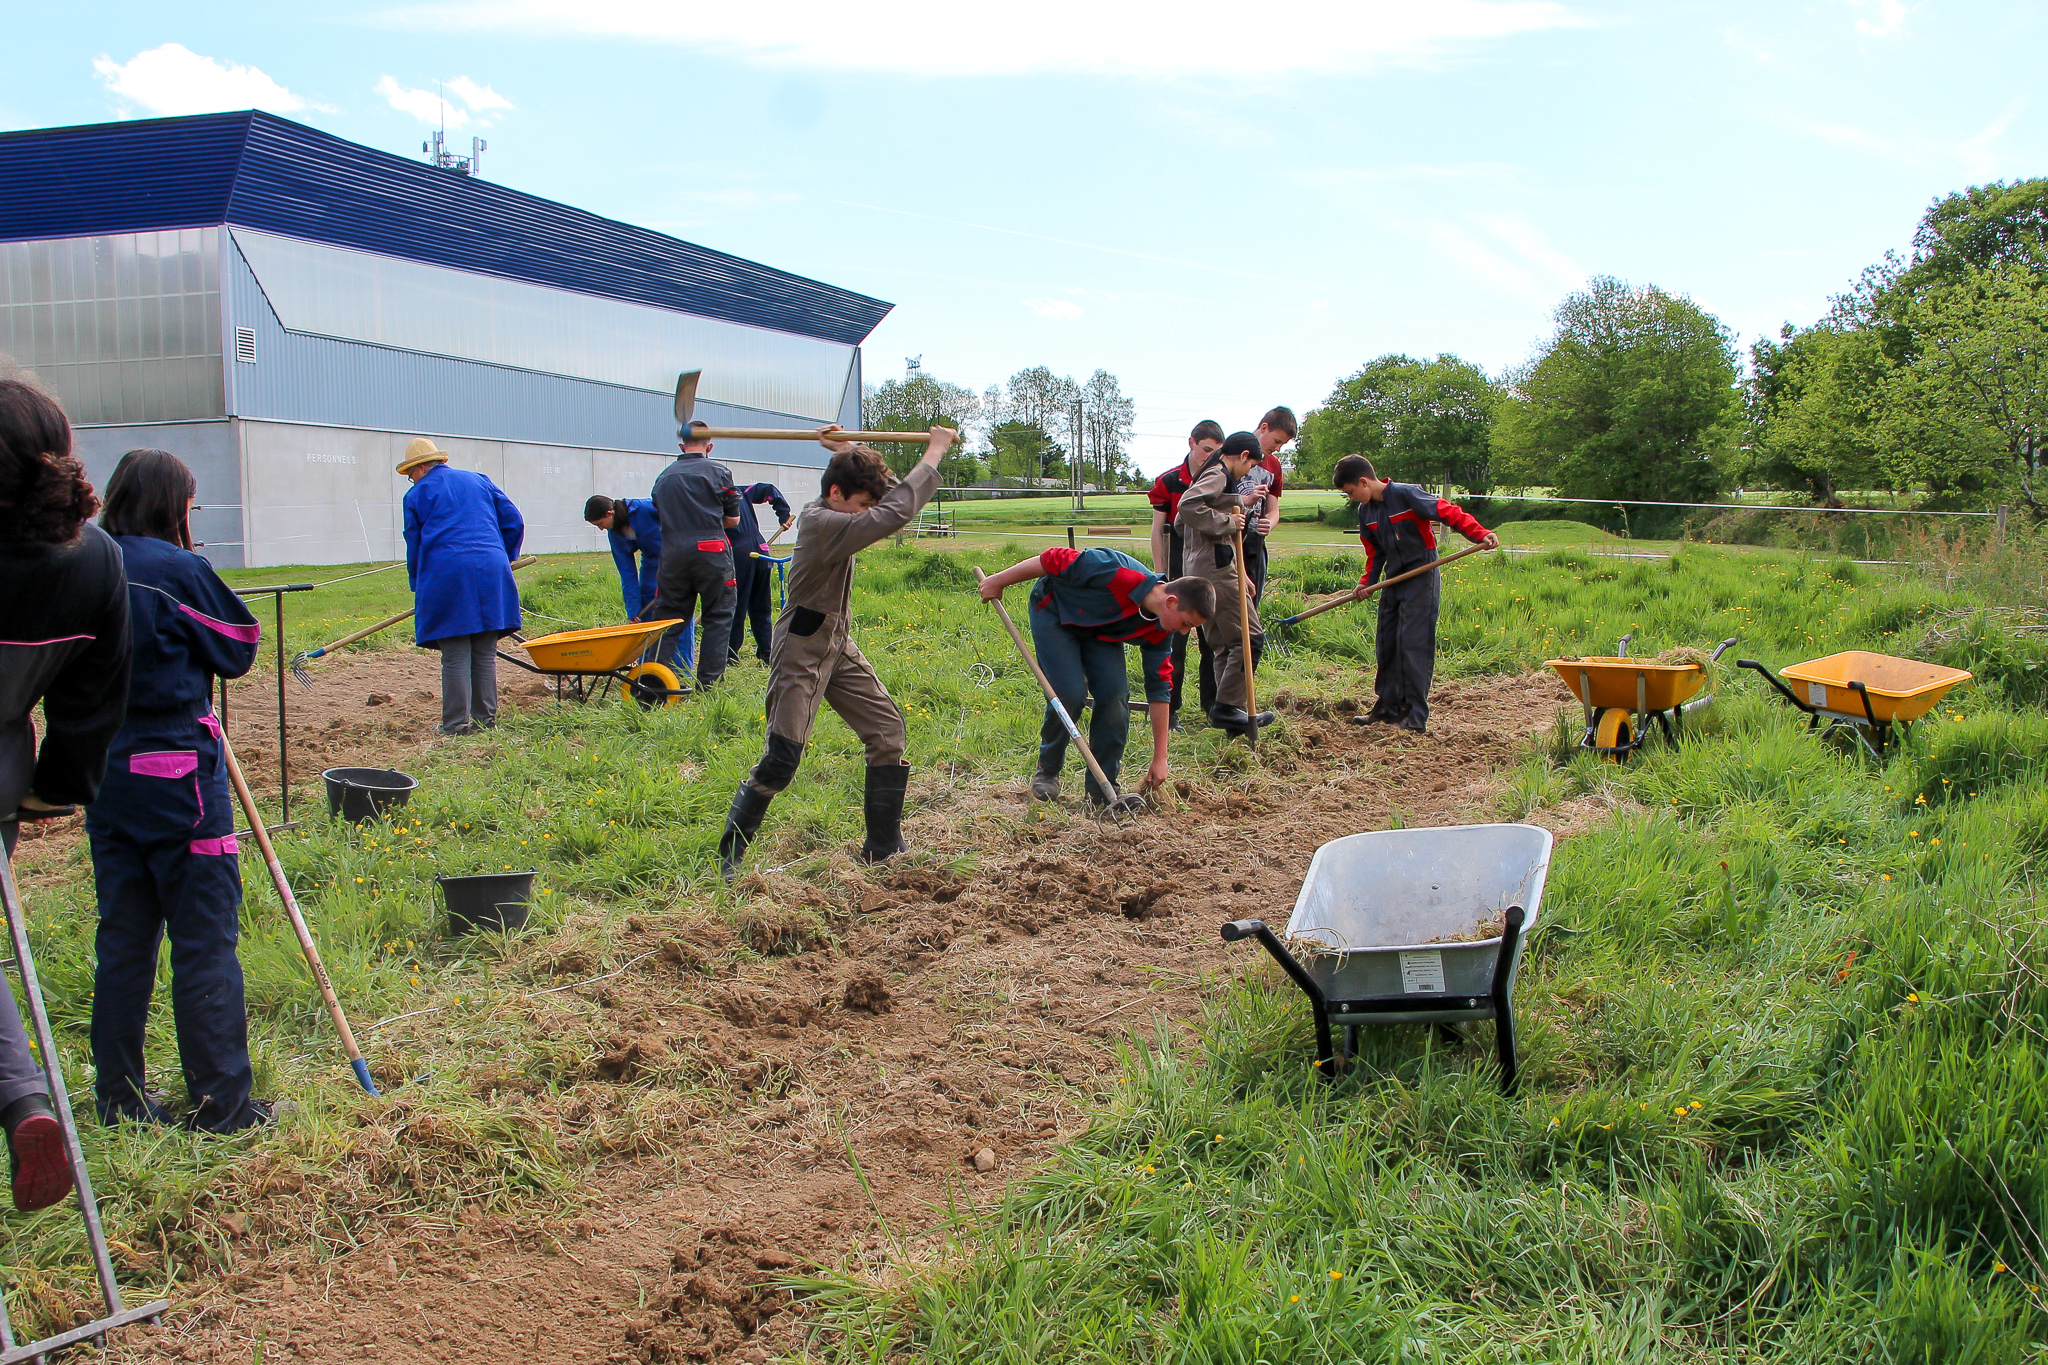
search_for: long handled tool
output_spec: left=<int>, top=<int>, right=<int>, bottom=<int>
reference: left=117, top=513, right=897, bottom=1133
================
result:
left=1272, top=543, right=1494, bottom=640
left=975, top=568, right=1138, bottom=817
left=220, top=737, right=379, bottom=1096
left=291, top=555, right=539, bottom=685
left=1234, top=524, right=1259, bottom=750
left=676, top=371, right=945, bottom=443
left=0, top=853, right=170, bottom=1359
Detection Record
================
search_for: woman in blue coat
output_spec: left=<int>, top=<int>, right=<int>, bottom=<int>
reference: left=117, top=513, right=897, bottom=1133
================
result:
left=399, top=439, right=524, bottom=735
left=88, top=449, right=266, bottom=1132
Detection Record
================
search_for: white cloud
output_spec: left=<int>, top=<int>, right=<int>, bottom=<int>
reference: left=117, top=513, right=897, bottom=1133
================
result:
left=1802, top=103, right=2025, bottom=178
left=377, top=75, right=468, bottom=127
left=1022, top=298, right=1085, bottom=320
left=93, top=43, right=321, bottom=117
left=1397, top=214, right=1584, bottom=304
left=372, top=0, right=1585, bottom=77
left=446, top=75, right=514, bottom=112
left=1847, top=0, right=1907, bottom=38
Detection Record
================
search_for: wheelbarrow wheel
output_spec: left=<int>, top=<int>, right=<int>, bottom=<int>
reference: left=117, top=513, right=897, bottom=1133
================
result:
left=1592, top=707, right=1633, bottom=763
left=625, top=661, right=684, bottom=709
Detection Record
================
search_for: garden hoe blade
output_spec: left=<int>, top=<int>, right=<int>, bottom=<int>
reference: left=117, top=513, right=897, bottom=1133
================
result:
left=674, top=369, right=702, bottom=428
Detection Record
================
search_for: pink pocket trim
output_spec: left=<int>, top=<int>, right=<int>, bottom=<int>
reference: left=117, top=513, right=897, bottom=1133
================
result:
left=189, top=834, right=240, bottom=857
left=130, top=751, right=198, bottom=779
left=197, top=709, right=223, bottom=738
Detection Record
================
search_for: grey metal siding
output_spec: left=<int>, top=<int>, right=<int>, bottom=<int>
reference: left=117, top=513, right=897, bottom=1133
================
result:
left=69, top=419, right=244, bottom=568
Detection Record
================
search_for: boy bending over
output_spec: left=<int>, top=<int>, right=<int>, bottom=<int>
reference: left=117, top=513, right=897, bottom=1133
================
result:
left=717, top=425, right=957, bottom=879
left=978, top=547, right=1213, bottom=806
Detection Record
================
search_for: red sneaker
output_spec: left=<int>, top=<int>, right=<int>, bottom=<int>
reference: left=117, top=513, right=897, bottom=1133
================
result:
left=10, top=1113, right=74, bottom=1213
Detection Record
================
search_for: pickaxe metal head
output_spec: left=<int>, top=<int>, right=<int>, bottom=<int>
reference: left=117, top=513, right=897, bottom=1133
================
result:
left=674, top=370, right=701, bottom=438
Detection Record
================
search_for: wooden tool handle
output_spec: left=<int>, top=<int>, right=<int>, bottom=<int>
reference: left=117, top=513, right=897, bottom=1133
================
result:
left=1234, top=526, right=1258, bottom=743
left=976, top=568, right=1125, bottom=806
left=695, top=428, right=941, bottom=443
left=220, top=735, right=377, bottom=1093
left=306, top=555, right=541, bottom=657
left=1287, top=542, right=1493, bottom=626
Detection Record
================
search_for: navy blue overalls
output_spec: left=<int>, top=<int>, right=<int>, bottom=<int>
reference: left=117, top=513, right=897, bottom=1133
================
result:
left=1355, top=484, right=1490, bottom=731
left=85, top=535, right=260, bottom=1132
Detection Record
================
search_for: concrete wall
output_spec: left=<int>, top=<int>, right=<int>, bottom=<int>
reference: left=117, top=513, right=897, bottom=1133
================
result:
left=71, top=419, right=245, bottom=568
left=238, top=418, right=825, bottom=569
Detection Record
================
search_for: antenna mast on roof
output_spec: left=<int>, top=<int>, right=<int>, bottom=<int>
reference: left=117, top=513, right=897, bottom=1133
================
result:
left=905, top=355, right=923, bottom=377
left=420, top=84, right=487, bottom=178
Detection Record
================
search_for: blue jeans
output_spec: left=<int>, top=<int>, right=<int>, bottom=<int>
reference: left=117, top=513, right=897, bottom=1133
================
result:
left=1030, top=605, right=1131, bottom=803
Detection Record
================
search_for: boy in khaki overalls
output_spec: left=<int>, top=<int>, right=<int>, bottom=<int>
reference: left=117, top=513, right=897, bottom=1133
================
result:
left=717, top=424, right=958, bottom=879
left=1175, top=430, right=1274, bottom=739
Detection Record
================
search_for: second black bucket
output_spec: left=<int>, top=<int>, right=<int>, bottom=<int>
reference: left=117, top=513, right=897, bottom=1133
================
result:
left=323, top=767, right=417, bottom=823
left=437, top=871, right=537, bottom=936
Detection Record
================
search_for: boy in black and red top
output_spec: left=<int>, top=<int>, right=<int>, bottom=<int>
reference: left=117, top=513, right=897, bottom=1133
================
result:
left=978, top=547, right=1214, bottom=806
left=1334, top=454, right=1498, bottom=733
left=1241, top=405, right=1297, bottom=599
left=1147, top=420, right=1223, bottom=726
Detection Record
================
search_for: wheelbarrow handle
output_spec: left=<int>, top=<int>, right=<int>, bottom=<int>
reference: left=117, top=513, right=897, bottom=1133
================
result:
left=1737, top=658, right=1814, bottom=714
left=1710, top=636, right=1740, bottom=663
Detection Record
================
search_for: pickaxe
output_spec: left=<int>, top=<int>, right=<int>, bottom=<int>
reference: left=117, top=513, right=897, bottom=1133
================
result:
left=675, top=371, right=950, bottom=443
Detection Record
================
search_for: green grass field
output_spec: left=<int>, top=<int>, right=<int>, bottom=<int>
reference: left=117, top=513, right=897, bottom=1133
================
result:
left=11, top=532, right=2048, bottom=1358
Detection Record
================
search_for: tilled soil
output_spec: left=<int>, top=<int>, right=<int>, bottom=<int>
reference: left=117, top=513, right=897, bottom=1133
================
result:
left=105, top=666, right=1578, bottom=1364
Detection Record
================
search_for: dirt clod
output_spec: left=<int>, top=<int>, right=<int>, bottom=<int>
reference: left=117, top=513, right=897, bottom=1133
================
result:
left=841, top=973, right=893, bottom=1014
left=973, top=1148, right=997, bottom=1172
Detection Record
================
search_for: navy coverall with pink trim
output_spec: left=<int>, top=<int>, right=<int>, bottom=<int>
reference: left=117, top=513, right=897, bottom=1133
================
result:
left=85, top=535, right=261, bottom=1131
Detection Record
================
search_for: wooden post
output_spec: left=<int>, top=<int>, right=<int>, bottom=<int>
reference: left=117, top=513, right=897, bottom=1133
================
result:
left=1997, top=505, right=2009, bottom=546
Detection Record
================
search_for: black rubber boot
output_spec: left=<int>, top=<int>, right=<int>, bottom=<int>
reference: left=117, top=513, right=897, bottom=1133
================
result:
left=859, top=763, right=911, bottom=864
left=718, top=782, right=776, bottom=882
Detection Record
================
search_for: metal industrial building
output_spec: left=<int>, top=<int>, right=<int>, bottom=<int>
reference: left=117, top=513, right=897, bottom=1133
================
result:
left=0, top=112, right=890, bottom=568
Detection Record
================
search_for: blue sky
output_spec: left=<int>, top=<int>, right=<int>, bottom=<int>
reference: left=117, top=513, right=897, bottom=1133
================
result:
left=7, top=1, right=2042, bottom=473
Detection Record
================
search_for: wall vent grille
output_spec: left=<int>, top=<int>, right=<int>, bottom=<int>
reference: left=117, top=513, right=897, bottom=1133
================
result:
left=234, top=326, right=257, bottom=364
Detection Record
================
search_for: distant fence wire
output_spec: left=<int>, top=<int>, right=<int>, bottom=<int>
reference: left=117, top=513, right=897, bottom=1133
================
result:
left=1474, top=493, right=1998, bottom=518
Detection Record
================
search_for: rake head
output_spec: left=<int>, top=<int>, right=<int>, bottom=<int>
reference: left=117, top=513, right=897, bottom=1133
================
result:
left=289, top=650, right=321, bottom=689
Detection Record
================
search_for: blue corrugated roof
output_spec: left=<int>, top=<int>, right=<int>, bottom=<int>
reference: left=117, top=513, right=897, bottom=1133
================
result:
left=0, top=111, right=891, bottom=346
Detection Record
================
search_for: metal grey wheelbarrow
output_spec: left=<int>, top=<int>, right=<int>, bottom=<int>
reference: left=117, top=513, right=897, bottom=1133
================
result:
left=1220, top=823, right=1553, bottom=1093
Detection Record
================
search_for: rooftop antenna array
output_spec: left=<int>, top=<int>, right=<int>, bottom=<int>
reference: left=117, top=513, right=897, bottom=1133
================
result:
left=905, top=354, right=923, bottom=376
left=421, top=83, right=487, bottom=177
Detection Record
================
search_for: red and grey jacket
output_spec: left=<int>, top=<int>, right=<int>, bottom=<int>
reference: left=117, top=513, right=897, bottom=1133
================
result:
left=1029, top=547, right=1176, bottom=703
left=1147, top=464, right=1195, bottom=536
left=1357, top=483, right=1490, bottom=586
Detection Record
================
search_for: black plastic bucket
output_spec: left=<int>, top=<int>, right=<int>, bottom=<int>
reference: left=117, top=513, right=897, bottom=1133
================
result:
left=437, top=871, right=536, bottom=936
left=323, top=767, right=417, bottom=823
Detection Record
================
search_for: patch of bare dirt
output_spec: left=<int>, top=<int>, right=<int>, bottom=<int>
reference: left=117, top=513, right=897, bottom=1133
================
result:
left=110, top=666, right=1577, bottom=1365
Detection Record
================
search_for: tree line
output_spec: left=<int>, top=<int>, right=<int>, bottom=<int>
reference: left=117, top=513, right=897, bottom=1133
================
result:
left=862, top=366, right=1137, bottom=488
left=1294, top=177, right=2048, bottom=519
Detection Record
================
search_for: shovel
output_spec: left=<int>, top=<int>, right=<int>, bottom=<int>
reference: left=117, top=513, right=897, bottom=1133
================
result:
left=676, top=371, right=948, bottom=443
left=292, top=555, right=539, bottom=685
left=1269, top=543, right=1493, bottom=654
left=975, top=568, right=1141, bottom=818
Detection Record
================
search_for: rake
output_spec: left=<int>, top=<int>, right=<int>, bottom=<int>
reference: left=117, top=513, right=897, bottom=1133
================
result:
left=1269, top=543, right=1493, bottom=656
left=291, top=555, right=538, bottom=686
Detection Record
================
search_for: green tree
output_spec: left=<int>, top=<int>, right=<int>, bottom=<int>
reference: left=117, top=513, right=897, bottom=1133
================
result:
left=990, top=420, right=1064, bottom=482
left=1873, top=260, right=2048, bottom=515
left=1744, top=323, right=1891, bottom=505
left=1493, top=277, right=1740, bottom=501
left=1294, top=353, right=1498, bottom=492
left=863, top=371, right=977, bottom=476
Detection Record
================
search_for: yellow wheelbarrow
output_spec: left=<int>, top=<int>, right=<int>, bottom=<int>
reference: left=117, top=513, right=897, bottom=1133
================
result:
left=1548, top=635, right=1740, bottom=763
left=496, top=619, right=689, bottom=708
left=1738, top=651, right=1972, bottom=758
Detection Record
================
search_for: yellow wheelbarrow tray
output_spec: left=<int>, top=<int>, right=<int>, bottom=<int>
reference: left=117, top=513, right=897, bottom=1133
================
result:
left=495, top=619, right=691, bottom=708
left=1738, top=651, right=1972, bottom=758
left=1547, top=635, right=1740, bottom=763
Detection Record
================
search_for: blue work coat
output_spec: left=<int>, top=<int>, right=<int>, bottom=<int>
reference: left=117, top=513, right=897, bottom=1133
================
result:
left=605, top=496, right=664, bottom=619
left=403, top=465, right=525, bottom=644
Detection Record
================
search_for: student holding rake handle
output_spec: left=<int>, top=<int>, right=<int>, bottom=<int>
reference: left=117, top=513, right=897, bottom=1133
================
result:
left=978, top=546, right=1214, bottom=807
left=1175, top=431, right=1273, bottom=739
left=717, top=424, right=958, bottom=881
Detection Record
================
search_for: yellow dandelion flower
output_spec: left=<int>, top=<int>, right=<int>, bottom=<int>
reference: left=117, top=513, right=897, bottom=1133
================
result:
left=1290, top=1295, right=1300, bottom=1304
left=1882, top=874, right=1892, bottom=881
left=1907, top=993, right=1920, bottom=1003
left=1330, top=1271, right=1343, bottom=1281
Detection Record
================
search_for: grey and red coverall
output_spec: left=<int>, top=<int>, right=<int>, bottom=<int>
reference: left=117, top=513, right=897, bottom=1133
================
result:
left=1356, top=483, right=1490, bottom=730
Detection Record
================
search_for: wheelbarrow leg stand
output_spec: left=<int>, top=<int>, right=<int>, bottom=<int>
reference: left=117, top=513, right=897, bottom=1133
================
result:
left=1489, top=907, right=1527, bottom=1096
left=1219, top=920, right=1335, bottom=1077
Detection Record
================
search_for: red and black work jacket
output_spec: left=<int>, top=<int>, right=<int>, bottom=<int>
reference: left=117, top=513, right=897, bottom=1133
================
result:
left=1357, top=483, right=1490, bottom=586
left=1147, top=463, right=1197, bottom=571
left=1029, top=547, right=1176, bottom=703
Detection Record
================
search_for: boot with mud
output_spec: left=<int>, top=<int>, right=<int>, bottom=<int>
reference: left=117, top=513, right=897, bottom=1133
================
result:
left=717, top=782, right=776, bottom=881
left=2, top=1094, right=73, bottom=1214
left=1029, top=767, right=1061, bottom=802
left=859, top=762, right=911, bottom=864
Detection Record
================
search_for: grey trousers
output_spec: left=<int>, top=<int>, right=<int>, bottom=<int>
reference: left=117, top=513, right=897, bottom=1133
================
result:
left=0, top=824, right=51, bottom=1107
left=433, top=631, right=500, bottom=735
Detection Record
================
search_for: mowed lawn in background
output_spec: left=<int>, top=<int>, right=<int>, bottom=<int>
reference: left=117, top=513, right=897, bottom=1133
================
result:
left=6, top=534, right=2045, bottom=1357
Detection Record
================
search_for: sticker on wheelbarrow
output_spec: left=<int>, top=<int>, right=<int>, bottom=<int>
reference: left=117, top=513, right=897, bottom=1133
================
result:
left=1399, top=950, right=1446, bottom=993
left=1808, top=682, right=1828, bottom=706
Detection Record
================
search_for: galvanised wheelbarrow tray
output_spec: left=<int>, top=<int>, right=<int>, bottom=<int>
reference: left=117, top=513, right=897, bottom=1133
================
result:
left=1220, top=823, right=1552, bottom=1094
left=1738, top=651, right=1972, bottom=759
left=1547, top=634, right=1740, bottom=763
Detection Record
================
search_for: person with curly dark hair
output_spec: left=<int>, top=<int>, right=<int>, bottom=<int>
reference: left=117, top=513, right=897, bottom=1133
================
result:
left=0, top=378, right=131, bottom=1210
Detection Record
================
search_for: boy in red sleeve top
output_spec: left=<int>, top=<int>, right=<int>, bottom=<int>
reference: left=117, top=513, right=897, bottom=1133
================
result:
left=1333, top=455, right=1498, bottom=733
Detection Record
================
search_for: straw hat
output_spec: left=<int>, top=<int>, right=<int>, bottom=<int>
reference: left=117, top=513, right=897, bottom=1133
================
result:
left=395, top=437, right=451, bottom=475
